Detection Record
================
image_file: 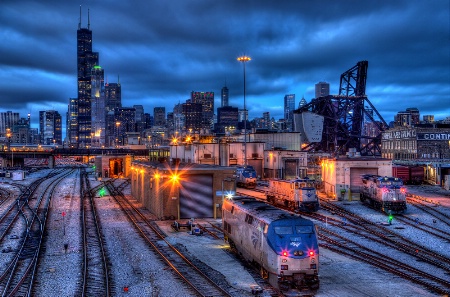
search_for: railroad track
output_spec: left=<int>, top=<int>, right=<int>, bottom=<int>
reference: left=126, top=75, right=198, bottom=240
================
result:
left=406, top=194, right=450, bottom=227
left=318, top=201, right=450, bottom=270
left=319, top=227, right=450, bottom=295
left=305, top=200, right=450, bottom=294
left=105, top=182, right=237, bottom=297
left=0, top=169, right=74, bottom=297
left=77, top=169, right=113, bottom=297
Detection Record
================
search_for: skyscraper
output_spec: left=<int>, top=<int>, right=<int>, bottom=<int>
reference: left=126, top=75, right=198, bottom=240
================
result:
left=315, top=82, right=330, bottom=98
left=75, top=8, right=99, bottom=146
left=284, top=94, right=295, bottom=131
left=105, top=81, right=122, bottom=111
left=154, top=107, right=166, bottom=126
left=114, top=107, right=136, bottom=145
left=39, top=110, right=62, bottom=145
left=191, top=91, right=214, bottom=130
left=91, top=65, right=105, bottom=146
left=298, top=96, right=307, bottom=109
left=263, top=112, right=270, bottom=129
left=182, top=101, right=202, bottom=132
left=105, top=80, right=121, bottom=146
left=221, top=85, right=229, bottom=107
left=0, top=111, right=19, bottom=136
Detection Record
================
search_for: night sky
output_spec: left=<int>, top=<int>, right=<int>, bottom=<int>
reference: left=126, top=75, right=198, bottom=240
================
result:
left=1, top=0, right=449, bottom=132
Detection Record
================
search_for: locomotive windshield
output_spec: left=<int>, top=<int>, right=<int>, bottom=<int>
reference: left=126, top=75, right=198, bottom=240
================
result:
left=274, top=226, right=293, bottom=235
left=296, top=226, right=314, bottom=234
left=274, top=225, right=314, bottom=235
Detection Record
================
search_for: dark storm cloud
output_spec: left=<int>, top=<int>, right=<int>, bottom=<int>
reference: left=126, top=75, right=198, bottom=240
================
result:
left=0, top=0, right=449, bottom=130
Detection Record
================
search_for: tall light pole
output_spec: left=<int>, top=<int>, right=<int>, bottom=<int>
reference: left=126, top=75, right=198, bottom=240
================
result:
left=6, top=128, right=12, bottom=167
left=237, top=55, right=251, bottom=166
left=115, top=122, right=121, bottom=147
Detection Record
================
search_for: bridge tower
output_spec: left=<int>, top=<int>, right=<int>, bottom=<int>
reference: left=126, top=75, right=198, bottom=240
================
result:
left=295, top=61, right=388, bottom=156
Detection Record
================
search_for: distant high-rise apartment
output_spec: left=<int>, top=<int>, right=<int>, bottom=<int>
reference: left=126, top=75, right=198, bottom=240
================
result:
left=191, top=91, right=214, bottom=130
left=284, top=94, right=295, bottom=131
left=221, top=86, right=229, bottom=107
left=263, top=112, right=270, bottom=129
left=315, top=81, right=330, bottom=98
left=406, top=107, right=420, bottom=125
left=173, top=103, right=185, bottom=132
left=105, top=80, right=122, bottom=145
left=154, top=107, right=166, bottom=126
left=105, top=81, right=122, bottom=111
left=0, top=111, right=19, bottom=136
left=423, top=115, right=434, bottom=123
left=238, top=109, right=248, bottom=123
left=13, top=118, right=32, bottom=144
left=74, top=8, right=99, bottom=146
left=395, top=107, right=420, bottom=127
left=182, top=101, right=203, bottom=132
left=115, top=107, right=136, bottom=145
left=39, top=110, right=62, bottom=145
left=217, top=106, right=239, bottom=131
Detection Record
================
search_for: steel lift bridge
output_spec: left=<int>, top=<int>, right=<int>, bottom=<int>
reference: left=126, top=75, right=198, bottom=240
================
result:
left=295, top=61, right=388, bottom=156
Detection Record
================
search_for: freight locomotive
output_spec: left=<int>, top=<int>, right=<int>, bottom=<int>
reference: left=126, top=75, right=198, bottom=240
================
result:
left=222, top=196, right=320, bottom=292
left=360, top=175, right=407, bottom=214
left=236, top=165, right=257, bottom=189
left=265, top=178, right=319, bottom=212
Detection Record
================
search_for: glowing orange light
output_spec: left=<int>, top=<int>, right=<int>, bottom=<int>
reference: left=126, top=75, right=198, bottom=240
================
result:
left=309, top=251, right=315, bottom=257
left=171, top=174, right=179, bottom=182
left=154, top=174, right=160, bottom=179
left=237, top=55, right=251, bottom=62
left=400, top=188, right=406, bottom=193
left=282, top=251, right=288, bottom=257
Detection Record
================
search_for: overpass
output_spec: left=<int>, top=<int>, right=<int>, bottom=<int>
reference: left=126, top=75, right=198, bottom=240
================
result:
left=0, top=148, right=153, bottom=168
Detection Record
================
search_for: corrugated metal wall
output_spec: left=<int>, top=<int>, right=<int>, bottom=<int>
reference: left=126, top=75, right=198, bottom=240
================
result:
left=179, top=174, right=213, bottom=218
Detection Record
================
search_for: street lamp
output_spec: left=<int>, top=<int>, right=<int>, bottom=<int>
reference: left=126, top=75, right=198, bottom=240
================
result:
left=6, top=128, right=12, bottom=167
left=172, top=136, right=179, bottom=165
left=115, top=122, right=121, bottom=147
left=237, top=55, right=251, bottom=166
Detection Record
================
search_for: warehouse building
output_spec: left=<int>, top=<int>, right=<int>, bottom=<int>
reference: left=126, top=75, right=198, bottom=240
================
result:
left=381, top=125, right=450, bottom=185
left=321, top=154, right=392, bottom=201
left=130, top=160, right=236, bottom=220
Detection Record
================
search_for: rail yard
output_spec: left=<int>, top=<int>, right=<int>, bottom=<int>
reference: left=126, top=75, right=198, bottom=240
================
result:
left=0, top=166, right=449, bottom=297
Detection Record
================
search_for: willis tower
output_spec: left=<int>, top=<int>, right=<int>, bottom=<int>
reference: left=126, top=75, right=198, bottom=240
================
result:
left=71, top=7, right=99, bottom=146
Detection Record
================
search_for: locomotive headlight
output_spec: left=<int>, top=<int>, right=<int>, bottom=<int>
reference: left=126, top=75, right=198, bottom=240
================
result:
left=294, top=250, right=304, bottom=256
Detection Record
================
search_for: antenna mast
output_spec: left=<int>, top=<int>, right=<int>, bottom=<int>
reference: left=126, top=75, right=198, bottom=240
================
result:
left=79, top=5, right=81, bottom=29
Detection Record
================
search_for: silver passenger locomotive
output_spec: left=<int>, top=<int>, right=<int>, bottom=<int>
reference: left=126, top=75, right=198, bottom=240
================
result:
left=360, top=175, right=407, bottom=213
left=236, top=165, right=257, bottom=189
left=222, top=196, right=320, bottom=292
left=265, top=178, right=319, bottom=212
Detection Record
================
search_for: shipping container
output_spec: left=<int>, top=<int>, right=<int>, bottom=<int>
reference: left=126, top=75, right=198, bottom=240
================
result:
left=410, top=166, right=424, bottom=185
left=392, top=166, right=410, bottom=183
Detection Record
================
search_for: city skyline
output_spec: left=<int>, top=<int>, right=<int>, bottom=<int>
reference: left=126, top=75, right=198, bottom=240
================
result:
left=0, top=0, right=449, bottom=131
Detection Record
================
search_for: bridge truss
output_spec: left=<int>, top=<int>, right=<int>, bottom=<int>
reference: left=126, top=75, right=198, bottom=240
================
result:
left=296, top=61, right=388, bottom=156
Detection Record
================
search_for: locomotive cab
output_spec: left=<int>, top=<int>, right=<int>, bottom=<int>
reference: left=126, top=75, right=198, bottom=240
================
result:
left=360, top=175, right=407, bottom=213
left=266, top=218, right=320, bottom=290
